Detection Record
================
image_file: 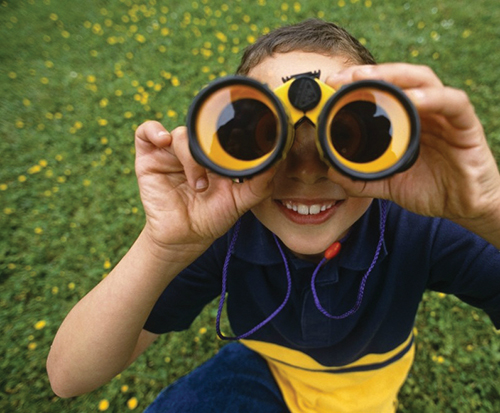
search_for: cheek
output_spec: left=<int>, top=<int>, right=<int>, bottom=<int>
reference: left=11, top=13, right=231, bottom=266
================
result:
left=251, top=199, right=277, bottom=226
left=348, top=198, right=373, bottom=217
left=342, top=198, right=373, bottom=228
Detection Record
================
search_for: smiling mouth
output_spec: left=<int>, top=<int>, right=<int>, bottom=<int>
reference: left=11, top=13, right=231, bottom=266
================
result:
left=275, top=199, right=345, bottom=225
left=280, top=200, right=339, bottom=215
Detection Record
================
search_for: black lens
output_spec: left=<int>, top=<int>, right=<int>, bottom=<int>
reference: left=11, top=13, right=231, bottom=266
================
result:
left=330, top=101, right=392, bottom=163
left=216, top=99, right=277, bottom=161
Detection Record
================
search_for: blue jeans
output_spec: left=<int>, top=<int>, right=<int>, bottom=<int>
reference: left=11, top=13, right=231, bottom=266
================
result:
left=144, top=342, right=289, bottom=413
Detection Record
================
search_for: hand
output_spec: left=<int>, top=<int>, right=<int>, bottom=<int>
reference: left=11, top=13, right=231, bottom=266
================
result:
left=134, top=121, right=275, bottom=254
left=326, top=63, right=500, bottom=227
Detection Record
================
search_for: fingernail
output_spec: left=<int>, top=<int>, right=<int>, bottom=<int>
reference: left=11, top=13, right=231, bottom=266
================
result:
left=158, top=131, right=169, bottom=137
left=358, top=66, right=375, bottom=76
left=195, top=177, right=208, bottom=191
left=409, top=89, right=425, bottom=101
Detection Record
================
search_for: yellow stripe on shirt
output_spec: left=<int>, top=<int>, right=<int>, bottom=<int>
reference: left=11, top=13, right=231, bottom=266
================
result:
left=241, top=334, right=415, bottom=413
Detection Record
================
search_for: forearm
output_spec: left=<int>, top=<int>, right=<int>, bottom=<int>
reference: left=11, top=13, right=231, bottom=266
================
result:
left=47, top=229, right=206, bottom=397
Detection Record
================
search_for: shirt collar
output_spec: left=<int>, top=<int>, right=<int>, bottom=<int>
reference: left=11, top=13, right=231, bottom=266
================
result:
left=231, top=199, right=389, bottom=271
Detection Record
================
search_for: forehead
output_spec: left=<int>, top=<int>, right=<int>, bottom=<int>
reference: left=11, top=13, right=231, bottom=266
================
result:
left=246, top=51, right=351, bottom=89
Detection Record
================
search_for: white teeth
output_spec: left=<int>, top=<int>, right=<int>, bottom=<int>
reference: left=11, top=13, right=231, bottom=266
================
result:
left=283, top=201, right=335, bottom=215
left=309, top=205, right=321, bottom=215
left=298, top=204, right=309, bottom=215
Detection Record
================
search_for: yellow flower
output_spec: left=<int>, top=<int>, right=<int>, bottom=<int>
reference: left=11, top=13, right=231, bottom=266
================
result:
left=199, top=327, right=207, bottom=335
left=135, top=34, right=146, bottom=43
left=0, top=184, right=8, bottom=190
left=127, top=397, right=138, bottom=410
left=87, top=75, right=96, bottom=83
left=103, top=260, right=112, bottom=269
left=34, top=227, right=43, bottom=234
left=98, top=118, right=108, bottom=126
left=216, top=31, right=227, bottom=42
left=28, top=342, right=37, bottom=350
left=34, top=320, right=46, bottom=330
left=83, top=179, right=92, bottom=187
left=98, top=399, right=110, bottom=411
left=18, top=175, right=27, bottom=182
left=121, top=385, right=129, bottom=393
left=432, top=355, right=445, bottom=364
left=171, top=77, right=180, bottom=87
left=68, top=282, right=76, bottom=290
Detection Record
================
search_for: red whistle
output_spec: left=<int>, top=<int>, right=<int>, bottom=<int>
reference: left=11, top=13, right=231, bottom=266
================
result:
left=324, top=241, right=341, bottom=260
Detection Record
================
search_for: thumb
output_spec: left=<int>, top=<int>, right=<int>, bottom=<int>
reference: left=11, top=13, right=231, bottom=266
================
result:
left=233, top=167, right=277, bottom=213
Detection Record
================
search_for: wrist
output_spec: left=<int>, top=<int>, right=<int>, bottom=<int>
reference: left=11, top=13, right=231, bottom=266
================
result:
left=139, top=224, right=212, bottom=268
left=454, top=201, right=500, bottom=249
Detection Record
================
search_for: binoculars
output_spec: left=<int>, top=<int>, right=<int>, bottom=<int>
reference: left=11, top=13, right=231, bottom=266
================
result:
left=187, top=71, right=420, bottom=180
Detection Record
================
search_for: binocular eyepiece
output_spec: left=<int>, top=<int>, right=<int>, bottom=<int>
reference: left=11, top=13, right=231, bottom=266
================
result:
left=187, top=72, right=420, bottom=180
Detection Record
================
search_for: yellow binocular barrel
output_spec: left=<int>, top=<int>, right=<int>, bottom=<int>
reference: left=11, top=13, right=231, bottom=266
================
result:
left=187, top=74, right=420, bottom=180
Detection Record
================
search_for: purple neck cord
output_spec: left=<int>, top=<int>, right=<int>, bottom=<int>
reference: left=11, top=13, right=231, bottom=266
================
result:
left=216, top=200, right=388, bottom=340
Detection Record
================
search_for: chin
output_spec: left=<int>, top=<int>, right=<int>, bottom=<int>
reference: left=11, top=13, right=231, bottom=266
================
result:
left=279, top=235, right=331, bottom=257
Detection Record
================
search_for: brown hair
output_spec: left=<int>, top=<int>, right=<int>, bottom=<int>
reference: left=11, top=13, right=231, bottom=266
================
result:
left=236, top=19, right=376, bottom=75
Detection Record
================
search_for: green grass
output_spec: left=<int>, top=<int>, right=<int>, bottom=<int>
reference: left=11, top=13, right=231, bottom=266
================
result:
left=1, top=0, right=500, bottom=411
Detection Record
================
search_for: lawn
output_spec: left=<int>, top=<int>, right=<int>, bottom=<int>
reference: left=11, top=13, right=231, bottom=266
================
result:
left=1, top=0, right=499, bottom=412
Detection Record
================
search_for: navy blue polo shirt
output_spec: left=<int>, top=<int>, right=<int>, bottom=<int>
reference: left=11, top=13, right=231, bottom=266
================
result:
left=144, top=200, right=500, bottom=412
left=145, top=200, right=500, bottom=344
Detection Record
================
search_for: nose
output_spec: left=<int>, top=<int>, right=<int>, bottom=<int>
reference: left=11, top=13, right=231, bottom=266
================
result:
left=283, top=121, right=329, bottom=184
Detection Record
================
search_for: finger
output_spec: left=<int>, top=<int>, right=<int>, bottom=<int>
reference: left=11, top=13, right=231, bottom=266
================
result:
left=327, top=63, right=443, bottom=90
left=325, top=64, right=373, bottom=89
left=135, top=120, right=172, bottom=148
left=406, top=86, right=479, bottom=133
left=170, top=127, right=210, bottom=192
left=232, top=167, right=277, bottom=212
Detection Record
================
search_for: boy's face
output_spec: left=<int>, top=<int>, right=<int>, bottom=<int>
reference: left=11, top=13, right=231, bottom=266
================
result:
left=247, top=51, right=373, bottom=261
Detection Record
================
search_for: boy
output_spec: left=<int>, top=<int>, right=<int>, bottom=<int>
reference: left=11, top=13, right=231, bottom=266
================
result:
left=47, top=19, right=500, bottom=412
